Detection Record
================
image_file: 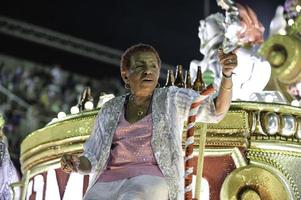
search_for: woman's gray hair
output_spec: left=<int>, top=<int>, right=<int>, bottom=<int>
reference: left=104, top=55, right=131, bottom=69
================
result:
left=120, top=43, right=161, bottom=72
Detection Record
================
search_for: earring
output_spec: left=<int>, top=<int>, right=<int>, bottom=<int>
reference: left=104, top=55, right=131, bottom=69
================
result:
left=156, top=83, right=161, bottom=88
left=125, top=83, right=130, bottom=89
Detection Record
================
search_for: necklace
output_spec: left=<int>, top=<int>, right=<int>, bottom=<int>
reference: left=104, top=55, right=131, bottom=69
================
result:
left=129, top=94, right=151, bottom=117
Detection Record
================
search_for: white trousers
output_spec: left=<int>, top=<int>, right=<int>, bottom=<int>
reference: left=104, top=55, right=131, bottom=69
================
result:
left=83, top=175, right=169, bottom=200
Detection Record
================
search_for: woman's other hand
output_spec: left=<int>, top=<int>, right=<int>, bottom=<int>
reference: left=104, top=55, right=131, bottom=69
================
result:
left=60, top=154, right=80, bottom=173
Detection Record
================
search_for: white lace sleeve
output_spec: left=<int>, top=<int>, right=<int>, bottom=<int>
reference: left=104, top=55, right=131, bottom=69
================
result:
left=81, top=110, right=103, bottom=173
left=168, top=86, right=225, bottom=123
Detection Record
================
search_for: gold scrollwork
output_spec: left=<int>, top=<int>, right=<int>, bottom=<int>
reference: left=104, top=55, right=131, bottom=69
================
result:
left=248, top=149, right=300, bottom=199
left=220, top=165, right=290, bottom=200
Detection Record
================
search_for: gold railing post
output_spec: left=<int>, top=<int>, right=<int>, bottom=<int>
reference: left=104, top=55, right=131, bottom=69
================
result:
left=194, top=124, right=207, bottom=199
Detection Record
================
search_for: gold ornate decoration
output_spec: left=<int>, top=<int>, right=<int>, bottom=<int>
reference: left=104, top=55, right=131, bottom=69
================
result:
left=0, top=114, right=4, bottom=128
left=20, top=110, right=97, bottom=172
left=182, top=110, right=249, bottom=148
left=248, top=142, right=301, bottom=199
left=19, top=101, right=301, bottom=199
left=21, top=110, right=97, bottom=153
left=231, top=102, right=301, bottom=142
left=207, top=110, right=249, bottom=133
left=259, top=35, right=301, bottom=85
left=258, top=34, right=301, bottom=102
left=230, top=101, right=301, bottom=115
left=248, top=149, right=300, bottom=199
left=220, top=165, right=290, bottom=200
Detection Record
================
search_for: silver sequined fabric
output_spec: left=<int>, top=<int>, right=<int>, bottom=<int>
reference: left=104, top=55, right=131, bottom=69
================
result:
left=82, top=86, right=224, bottom=200
left=0, top=140, right=20, bottom=200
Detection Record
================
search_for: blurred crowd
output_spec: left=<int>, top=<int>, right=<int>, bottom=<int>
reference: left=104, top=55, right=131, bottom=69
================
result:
left=0, top=54, right=124, bottom=172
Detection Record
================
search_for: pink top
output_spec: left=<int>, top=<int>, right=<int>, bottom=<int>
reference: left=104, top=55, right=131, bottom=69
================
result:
left=98, top=111, right=164, bottom=182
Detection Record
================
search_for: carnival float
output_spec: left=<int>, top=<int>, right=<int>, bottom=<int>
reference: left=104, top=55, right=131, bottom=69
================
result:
left=5, top=0, right=301, bottom=199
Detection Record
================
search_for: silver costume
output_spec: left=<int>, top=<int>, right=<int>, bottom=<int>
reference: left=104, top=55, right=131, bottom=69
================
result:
left=80, top=86, right=225, bottom=200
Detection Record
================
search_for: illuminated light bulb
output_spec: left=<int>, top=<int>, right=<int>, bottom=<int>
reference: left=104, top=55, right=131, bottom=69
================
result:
left=265, top=95, right=274, bottom=103
left=288, top=19, right=294, bottom=26
left=279, top=29, right=286, bottom=35
left=51, top=118, right=58, bottom=123
left=291, top=100, right=300, bottom=107
left=84, top=101, right=94, bottom=110
left=57, top=112, right=66, bottom=119
left=296, top=5, right=301, bottom=12
left=70, top=106, right=80, bottom=114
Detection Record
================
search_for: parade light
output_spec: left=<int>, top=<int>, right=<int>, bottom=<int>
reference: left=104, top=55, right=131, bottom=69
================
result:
left=84, top=101, right=94, bottom=110
left=70, top=106, right=80, bottom=114
left=57, top=112, right=66, bottom=119
left=288, top=19, right=294, bottom=26
left=296, top=5, right=301, bottom=12
left=50, top=118, right=58, bottom=123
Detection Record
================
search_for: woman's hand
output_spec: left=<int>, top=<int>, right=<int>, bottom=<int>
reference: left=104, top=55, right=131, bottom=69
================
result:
left=60, top=154, right=80, bottom=173
left=218, top=49, right=238, bottom=77
left=214, top=48, right=238, bottom=115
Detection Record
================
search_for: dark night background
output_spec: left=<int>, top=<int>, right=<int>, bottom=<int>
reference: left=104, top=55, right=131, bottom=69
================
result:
left=0, top=0, right=285, bottom=79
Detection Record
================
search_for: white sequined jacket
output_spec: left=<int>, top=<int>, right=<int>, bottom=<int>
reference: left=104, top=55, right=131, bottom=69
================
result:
left=82, top=86, right=225, bottom=200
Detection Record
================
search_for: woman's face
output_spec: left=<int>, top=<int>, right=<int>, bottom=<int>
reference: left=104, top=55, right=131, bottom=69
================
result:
left=123, top=51, right=160, bottom=96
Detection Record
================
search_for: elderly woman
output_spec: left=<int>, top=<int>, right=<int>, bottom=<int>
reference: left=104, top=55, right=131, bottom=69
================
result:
left=61, top=43, right=236, bottom=200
